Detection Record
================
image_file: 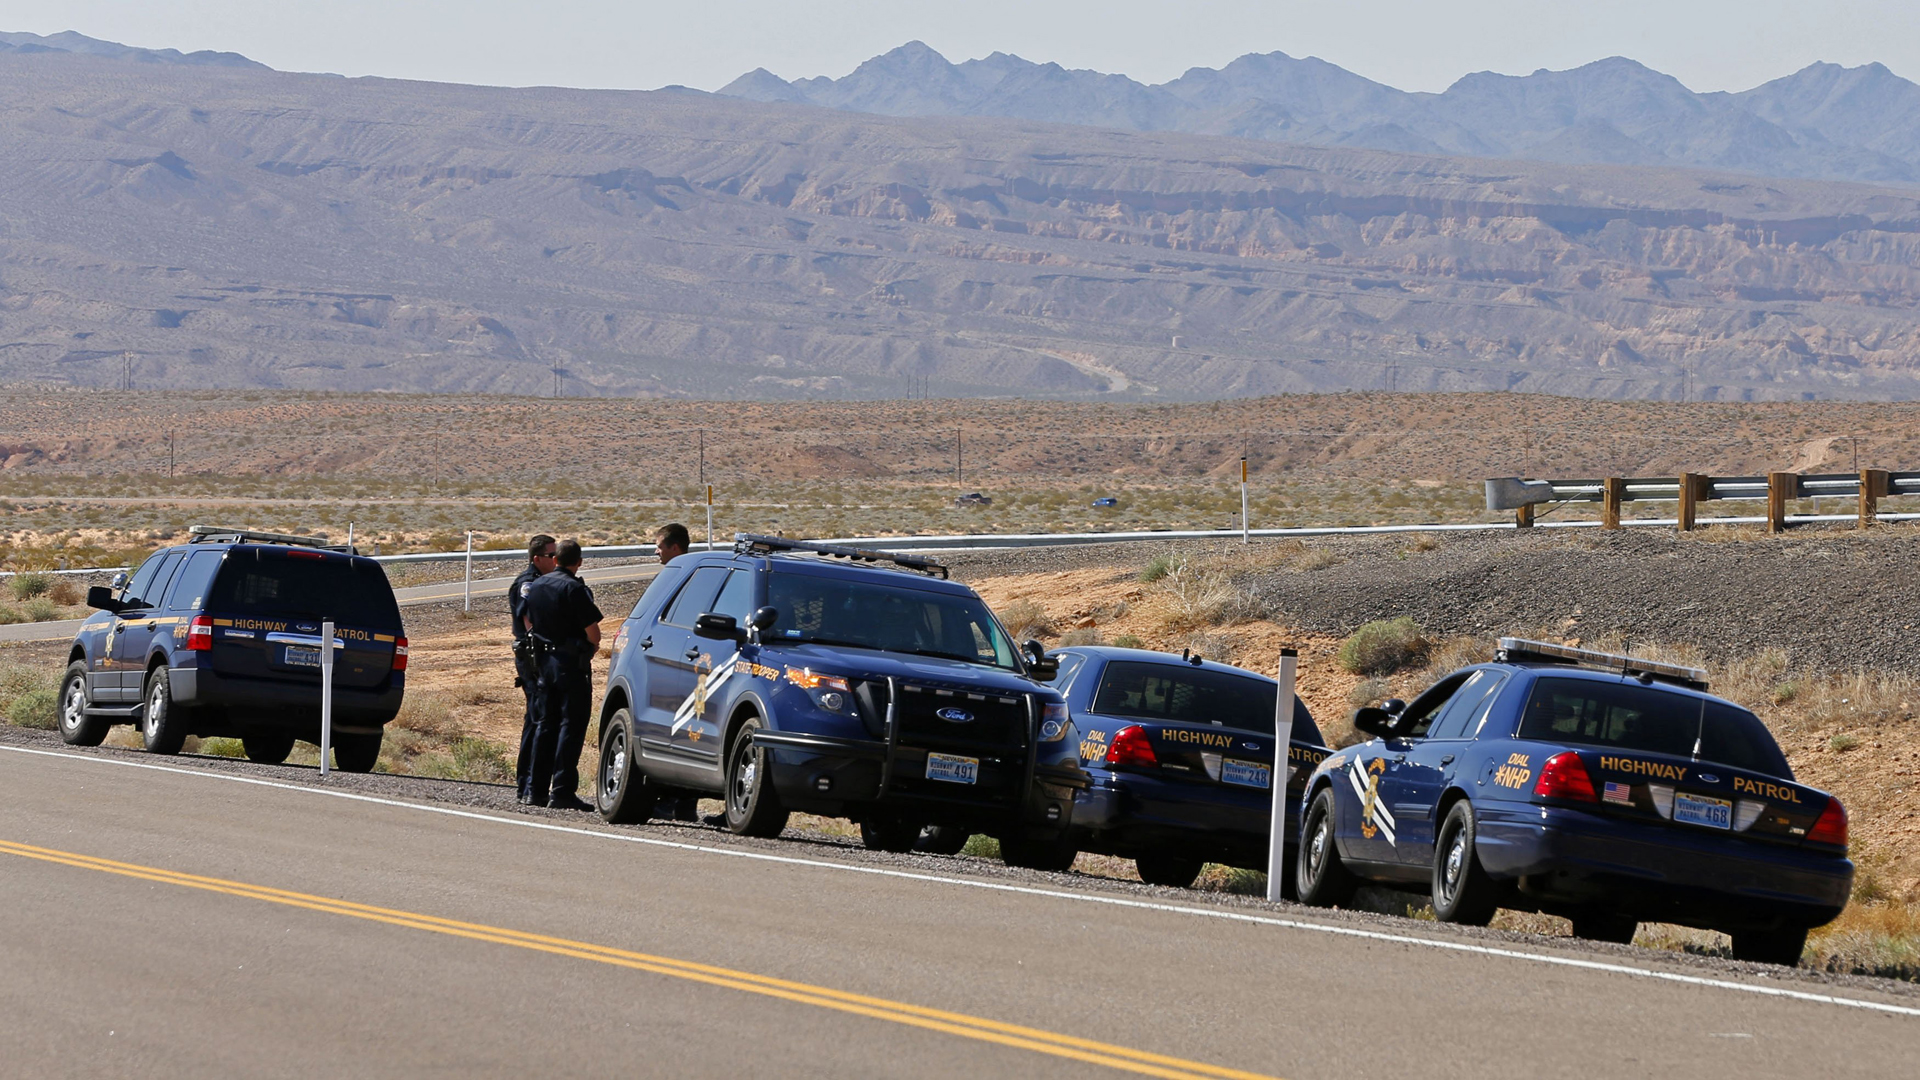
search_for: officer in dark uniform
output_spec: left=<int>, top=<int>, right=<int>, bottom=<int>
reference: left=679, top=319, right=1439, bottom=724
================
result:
left=510, top=533, right=557, bottom=805
left=524, top=538, right=603, bottom=811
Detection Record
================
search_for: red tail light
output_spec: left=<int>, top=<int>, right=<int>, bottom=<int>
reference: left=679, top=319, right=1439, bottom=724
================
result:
left=1533, top=751, right=1598, bottom=803
left=1106, top=725, right=1158, bottom=768
left=392, top=637, right=409, bottom=672
left=1807, top=797, right=1848, bottom=849
left=185, top=616, right=214, bottom=651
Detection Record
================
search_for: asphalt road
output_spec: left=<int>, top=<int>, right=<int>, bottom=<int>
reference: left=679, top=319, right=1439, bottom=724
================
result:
left=0, top=564, right=659, bottom=644
left=3, top=743, right=1916, bottom=1079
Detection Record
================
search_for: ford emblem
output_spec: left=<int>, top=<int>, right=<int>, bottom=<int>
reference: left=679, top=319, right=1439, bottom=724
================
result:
left=1246, top=742, right=1261, bottom=751
left=935, top=707, right=974, bottom=723
left=1698, top=773, right=1720, bottom=783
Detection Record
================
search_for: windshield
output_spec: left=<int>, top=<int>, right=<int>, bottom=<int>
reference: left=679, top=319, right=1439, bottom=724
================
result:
left=1092, top=661, right=1327, bottom=745
left=207, top=552, right=402, bottom=629
left=766, top=570, right=1020, bottom=670
left=1518, top=677, right=1791, bottom=778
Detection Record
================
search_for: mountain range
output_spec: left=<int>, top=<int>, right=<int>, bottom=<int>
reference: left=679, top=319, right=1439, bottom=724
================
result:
left=724, top=42, right=1920, bottom=188
left=2, top=33, right=1919, bottom=401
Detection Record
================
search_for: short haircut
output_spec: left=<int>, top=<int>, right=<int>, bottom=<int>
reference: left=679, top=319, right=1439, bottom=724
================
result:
left=655, top=523, right=691, bottom=551
left=556, top=539, right=584, bottom=568
left=527, top=533, right=557, bottom=561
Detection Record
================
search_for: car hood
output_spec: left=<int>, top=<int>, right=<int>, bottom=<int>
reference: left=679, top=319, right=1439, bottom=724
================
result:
left=758, top=642, right=1049, bottom=696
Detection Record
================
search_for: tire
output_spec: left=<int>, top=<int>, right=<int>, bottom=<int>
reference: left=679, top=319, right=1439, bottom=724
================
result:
left=1431, top=800, right=1499, bottom=926
left=332, top=731, right=382, bottom=773
left=597, top=708, right=652, bottom=824
left=1731, top=927, right=1807, bottom=967
left=860, top=814, right=924, bottom=853
left=57, top=662, right=109, bottom=747
left=724, top=716, right=789, bottom=838
left=140, top=668, right=188, bottom=756
left=241, top=732, right=296, bottom=765
left=1000, top=833, right=1078, bottom=873
left=1135, top=852, right=1205, bottom=888
left=918, top=824, right=971, bottom=856
left=1570, top=911, right=1638, bottom=945
left=1296, top=788, right=1357, bottom=907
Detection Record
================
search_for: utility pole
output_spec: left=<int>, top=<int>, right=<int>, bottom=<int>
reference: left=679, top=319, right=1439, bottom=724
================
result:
left=699, top=429, right=705, bottom=487
left=955, top=428, right=962, bottom=485
left=168, top=431, right=174, bottom=478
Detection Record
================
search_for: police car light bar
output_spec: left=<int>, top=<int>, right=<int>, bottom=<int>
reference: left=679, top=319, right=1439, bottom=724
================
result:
left=734, top=533, right=949, bottom=579
left=188, top=524, right=354, bottom=554
left=1496, top=636, right=1709, bottom=689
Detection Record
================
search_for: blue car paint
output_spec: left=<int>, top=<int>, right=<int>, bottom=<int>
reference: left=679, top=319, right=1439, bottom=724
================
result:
left=598, top=551, right=1083, bottom=837
left=1050, top=646, right=1332, bottom=871
left=1303, top=663, right=1853, bottom=932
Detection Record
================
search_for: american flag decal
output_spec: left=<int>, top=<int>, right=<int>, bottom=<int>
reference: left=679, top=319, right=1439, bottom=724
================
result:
left=1603, top=781, right=1633, bottom=805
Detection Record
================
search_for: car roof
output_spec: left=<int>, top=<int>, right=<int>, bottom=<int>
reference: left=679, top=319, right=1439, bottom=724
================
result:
left=1480, top=661, right=1744, bottom=712
left=1054, top=645, right=1277, bottom=684
left=678, top=549, right=975, bottom=596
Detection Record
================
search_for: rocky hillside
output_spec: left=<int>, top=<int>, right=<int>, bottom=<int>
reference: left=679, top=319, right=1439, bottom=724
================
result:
left=3, top=43, right=1920, bottom=399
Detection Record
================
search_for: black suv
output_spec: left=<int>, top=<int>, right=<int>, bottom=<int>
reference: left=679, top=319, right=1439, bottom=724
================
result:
left=595, top=536, right=1088, bottom=867
left=57, top=526, right=408, bottom=771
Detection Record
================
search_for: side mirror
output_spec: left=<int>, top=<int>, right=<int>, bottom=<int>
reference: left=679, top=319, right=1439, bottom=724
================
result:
left=86, top=586, right=124, bottom=613
left=749, top=606, right=779, bottom=632
left=693, top=613, right=743, bottom=642
left=1351, top=706, right=1397, bottom=738
left=1022, top=640, right=1060, bottom=681
left=1382, top=698, right=1406, bottom=715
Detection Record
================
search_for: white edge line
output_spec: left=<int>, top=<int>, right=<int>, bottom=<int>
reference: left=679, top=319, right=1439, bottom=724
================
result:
left=6, top=742, right=1916, bottom=1019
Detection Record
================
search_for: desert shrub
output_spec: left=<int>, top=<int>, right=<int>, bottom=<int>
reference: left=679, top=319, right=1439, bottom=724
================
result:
left=1348, top=678, right=1392, bottom=706
left=1829, top=732, right=1861, bottom=752
left=415, top=737, right=515, bottom=784
left=1111, top=634, right=1144, bottom=649
left=48, top=580, right=81, bottom=606
left=1193, top=864, right=1267, bottom=895
left=392, top=691, right=457, bottom=736
left=961, top=834, right=1002, bottom=859
left=199, top=737, right=246, bottom=758
left=1296, top=547, right=1346, bottom=571
left=997, top=599, right=1051, bottom=639
left=1772, top=681, right=1801, bottom=706
left=8, top=572, right=52, bottom=600
left=1405, top=532, right=1441, bottom=553
left=1138, top=551, right=1182, bottom=583
left=1057, top=627, right=1104, bottom=647
left=1338, top=617, right=1429, bottom=675
left=6, top=687, right=58, bottom=729
left=23, top=597, right=59, bottom=622
left=1185, top=631, right=1237, bottom=664
left=0, top=607, right=22, bottom=625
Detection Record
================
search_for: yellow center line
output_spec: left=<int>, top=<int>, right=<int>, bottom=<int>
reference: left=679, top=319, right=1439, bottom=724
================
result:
left=0, top=839, right=1280, bottom=1080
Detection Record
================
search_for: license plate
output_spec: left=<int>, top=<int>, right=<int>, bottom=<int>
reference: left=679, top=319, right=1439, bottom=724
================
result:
left=1220, top=758, right=1271, bottom=789
left=283, top=645, right=320, bottom=668
left=926, top=752, right=979, bottom=785
left=1673, top=791, right=1732, bottom=830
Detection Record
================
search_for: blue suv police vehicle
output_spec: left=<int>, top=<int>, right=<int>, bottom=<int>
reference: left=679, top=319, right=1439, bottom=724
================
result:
left=594, top=535, right=1086, bottom=867
left=1296, top=637, right=1852, bottom=965
left=57, top=526, right=408, bottom=771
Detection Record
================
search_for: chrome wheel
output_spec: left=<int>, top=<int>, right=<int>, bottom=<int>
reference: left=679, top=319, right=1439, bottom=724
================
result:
left=144, top=680, right=166, bottom=739
left=601, top=729, right=629, bottom=802
left=60, top=677, right=86, bottom=734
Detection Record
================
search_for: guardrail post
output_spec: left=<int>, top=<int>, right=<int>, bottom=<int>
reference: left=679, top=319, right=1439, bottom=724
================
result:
left=1860, top=469, right=1890, bottom=528
left=1265, top=648, right=1297, bottom=904
left=1514, top=504, right=1534, bottom=529
left=1602, top=477, right=1625, bottom=529
left=1767, top=472, right=1796, bottom=533
left=1677, top=473, right=1700, bottom=532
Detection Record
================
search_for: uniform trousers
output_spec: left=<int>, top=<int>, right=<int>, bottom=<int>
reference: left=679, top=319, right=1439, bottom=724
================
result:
left=529, top=653, right=593, bottom=803
left=512, top=648, right=542, bottom=800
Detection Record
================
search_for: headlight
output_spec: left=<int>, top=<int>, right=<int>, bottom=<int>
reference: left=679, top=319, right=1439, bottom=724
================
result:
left=787, top=667, right=852, bottom=712
left=1039, top=701, right=1070, bottom=741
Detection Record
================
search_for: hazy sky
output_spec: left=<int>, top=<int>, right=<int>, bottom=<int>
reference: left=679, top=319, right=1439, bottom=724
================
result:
left=2, top=0, right=1915, bottom=94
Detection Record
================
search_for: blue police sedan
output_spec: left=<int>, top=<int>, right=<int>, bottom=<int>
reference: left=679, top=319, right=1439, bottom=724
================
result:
left=1296, top=638, right=1852, bottom=965
left=1048, top=646, right=1331, bottom=889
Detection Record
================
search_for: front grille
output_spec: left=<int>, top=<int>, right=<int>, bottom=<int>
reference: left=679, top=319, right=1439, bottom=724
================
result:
left=892, top=682, right=1029, bottom=757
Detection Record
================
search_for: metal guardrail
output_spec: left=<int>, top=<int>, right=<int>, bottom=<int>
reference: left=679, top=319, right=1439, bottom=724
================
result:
left=1487, top=469, right=1920, bottom=531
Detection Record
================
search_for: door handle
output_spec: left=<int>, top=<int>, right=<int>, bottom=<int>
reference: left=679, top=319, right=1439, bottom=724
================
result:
left=1391, top=754, right=1407, bottom=763
left=1440, top=755, right=1456, bottom=766
left=638, top=637, right=653, bottom=650
left=684, top=647, right=701, bottom=661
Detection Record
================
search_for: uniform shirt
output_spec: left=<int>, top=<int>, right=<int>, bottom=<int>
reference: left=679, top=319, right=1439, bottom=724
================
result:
left=509, top=563, right=543, bottom=641
left=525, top=567, right=604, bottom=652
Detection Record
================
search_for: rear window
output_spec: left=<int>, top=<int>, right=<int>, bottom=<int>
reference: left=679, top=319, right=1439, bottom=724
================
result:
left=1518, top=677, right=1791, bottom=778
left=1092, top=661, right=1326, bottom=746
left=207, top=552, right=401, bottom=629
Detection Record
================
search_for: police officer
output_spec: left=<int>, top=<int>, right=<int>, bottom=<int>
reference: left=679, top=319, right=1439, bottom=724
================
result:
left=510, top=533, right=558, bottom=805
left=524, top=538, right=603, bottom=811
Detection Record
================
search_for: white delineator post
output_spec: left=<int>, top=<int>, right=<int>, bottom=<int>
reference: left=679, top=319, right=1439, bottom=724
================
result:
left=1240, top=457, right=1250, bottom=545
left=463, top=530, right=473, bottom=612
left=319, top=619, right=335, bottom=778
left=707, top=485, right=715, bottom=552
left=1265, top=647, right=1298, bottom=902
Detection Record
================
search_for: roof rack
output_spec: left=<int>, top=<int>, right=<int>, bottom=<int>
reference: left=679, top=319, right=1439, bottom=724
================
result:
left=734, top=533, right=949, bottom=579
left=188, top=525, right=355, bottom=554
left=1497, top=636, right=1708, bottom=690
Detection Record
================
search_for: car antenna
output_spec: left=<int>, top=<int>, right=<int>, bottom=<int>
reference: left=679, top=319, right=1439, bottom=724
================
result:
left=1181, top=647, right=1191, bottom=661
left=1691, top=694, right=1708, bottom=762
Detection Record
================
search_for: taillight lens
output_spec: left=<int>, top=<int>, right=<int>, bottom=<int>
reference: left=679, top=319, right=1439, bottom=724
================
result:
left=1807, top=797, right=1848, bottom=849
left=612, top=625, right=630, bottom=655
left=185, top=616, right=213, bottom=651
left=392, top=637, right=409, bottom=671
left=1533, top=751, right=1598, bottom=803
left=1106, top=725, right=1157, bottom=768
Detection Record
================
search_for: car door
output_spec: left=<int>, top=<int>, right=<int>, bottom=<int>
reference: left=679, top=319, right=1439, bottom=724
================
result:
left=669, top=566, right=759, bottom=763
left=110, top=550, right=185, bottom=692
left=1390, top=670, right=1506, bottom=863
left=1340, top=672, right=1471, bottom=868
left=639, top=564, right=730, bottom=756
left=93, top=557, right=164, bottom=702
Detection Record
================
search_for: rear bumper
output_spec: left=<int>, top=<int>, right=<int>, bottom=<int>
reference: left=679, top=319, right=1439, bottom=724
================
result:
left=1476, top=802, right=1853, bottom=930
left=169, top=664, right=403, bottom=734
left=1072, top=773, right=1301, bottom=867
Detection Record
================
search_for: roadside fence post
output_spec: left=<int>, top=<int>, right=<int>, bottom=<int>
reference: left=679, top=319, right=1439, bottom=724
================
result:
left=1860, top=469, right=1889, bottom=528
left=707, top=485, right=715, bottom=552
left=1514, top=504, right=1534, bottom=529
left=1677, top=473, right=1700, bottom=532
left=1265, top=647, right=1298, bottom=903
left=1767, top=472, right=1796, bottom=533
left=1240, top=457, right=1249, bottom=545
left=1601, top=478, right=1625, bottom=529
left=463, top=531, right=473, bottom=612
left=319, top=619, right=334, bottom=777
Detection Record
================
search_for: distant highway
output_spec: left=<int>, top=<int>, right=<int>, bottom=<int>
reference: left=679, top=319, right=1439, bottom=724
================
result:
left=2, top=741, right=1914, bottom=1078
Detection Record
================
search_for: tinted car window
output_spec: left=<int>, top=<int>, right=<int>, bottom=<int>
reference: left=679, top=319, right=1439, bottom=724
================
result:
left=661, top=566, right=729, bottom=627
left=1398, top=672, right=1471, bottom=738
left=207, top=553, right=402, bottom=629
left=711, top=568, right=758, bottom=624
left=766, top=570, right=1018, bottom=669
left=1051, top=653, right=1089, bottom=693
left=135, top=552, right=185, bottom=611
left=164, top=550, right=224, bottom=611
left=1091, top=661, right=1326, bottom=745
left=121, top=551, right=169, bottom=610
left=1519, top=677, right=1791, bottom=778
left=1428, top=670, right=1503, bottom=740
